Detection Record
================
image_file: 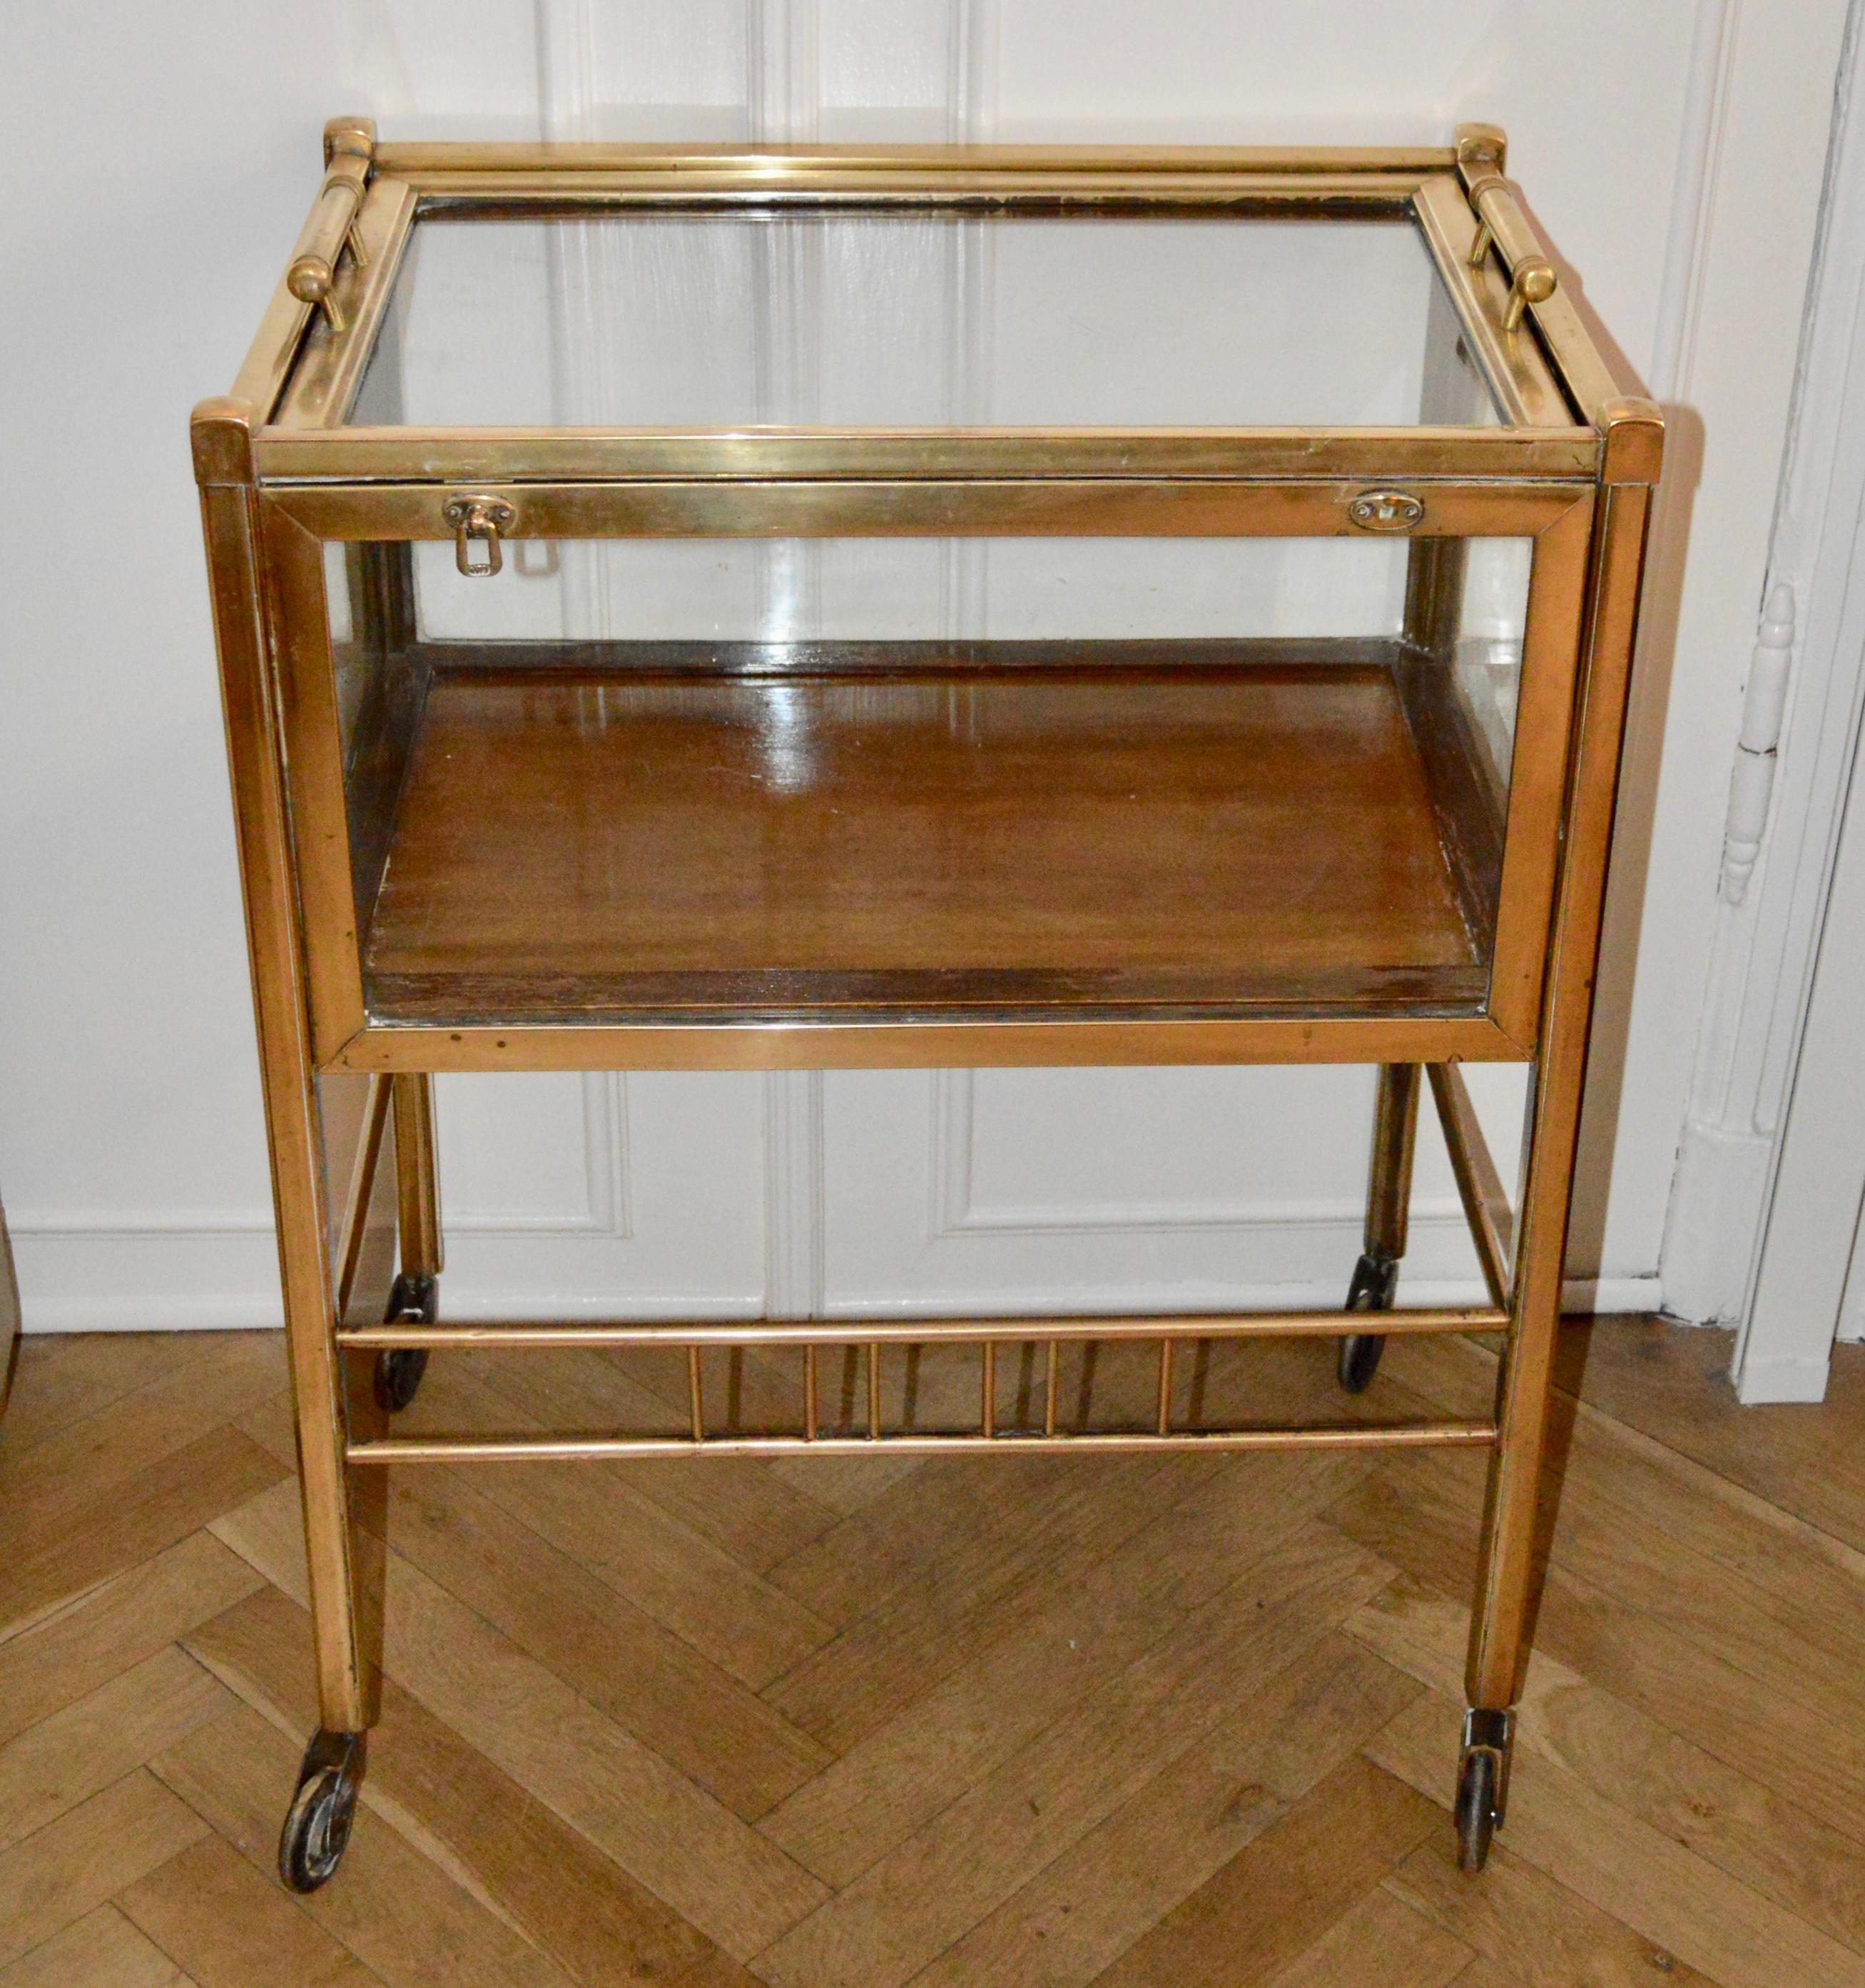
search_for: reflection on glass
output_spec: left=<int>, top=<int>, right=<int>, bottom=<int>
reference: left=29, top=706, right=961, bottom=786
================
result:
left=351, top=210, right=1501, bottom=431
left=407, top=534, right=1416, bottom=644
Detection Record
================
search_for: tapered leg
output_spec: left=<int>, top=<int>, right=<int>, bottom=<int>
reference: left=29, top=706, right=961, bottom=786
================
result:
left=197, top=426, right=372, bottom=1892
left=1460, top=462, right=1658, bottom=1871
left=1338, top=1063, right=1421, bottom=1392
left=392, top=1074, right=442, bottom=1278
left=377, top=1074, right=441, bottom=1412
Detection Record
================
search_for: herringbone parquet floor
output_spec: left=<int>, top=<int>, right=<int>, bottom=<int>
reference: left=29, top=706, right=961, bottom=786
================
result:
left=3, top=1319, right=1864, bottom=1987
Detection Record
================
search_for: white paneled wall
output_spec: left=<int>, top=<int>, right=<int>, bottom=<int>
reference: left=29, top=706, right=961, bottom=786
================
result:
left=0, top=0, right=1844, bottom=1327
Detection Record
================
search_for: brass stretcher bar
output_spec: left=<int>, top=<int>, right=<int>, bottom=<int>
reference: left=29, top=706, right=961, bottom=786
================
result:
left=332, top=1060, right=1512, bottom=1465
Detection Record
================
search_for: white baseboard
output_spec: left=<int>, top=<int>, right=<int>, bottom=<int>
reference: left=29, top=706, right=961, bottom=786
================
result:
left=1733, top=1350, right=1832, bottom=1404
left=824, top=1272, right=1665, bottom=1320
left=1660, top=1117, right=1773, bottom=1323
left=10, top=1220, right=1667, bottom=1333
left=12, top=1221, right=284, bottom=1332
left=1565, top=1274, right=1667, bottom=1315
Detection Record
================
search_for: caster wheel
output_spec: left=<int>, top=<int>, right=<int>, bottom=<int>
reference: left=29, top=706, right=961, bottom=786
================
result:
left=1337, top=1332, right=1386, bottom=1393
left=1338, top=1250, right=1397, bottom=1393
left=1455, top=1744, right=1500, bottom=1873
left=373, top=1347, right=430, bottom=1413
left=374, top=1272, right=437, bottom=1414
left=278, top=1730, right=362, bottom=1893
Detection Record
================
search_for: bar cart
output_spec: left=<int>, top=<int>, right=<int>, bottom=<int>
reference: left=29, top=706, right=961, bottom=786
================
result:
left=193, top=118, right=1661, bottom=1891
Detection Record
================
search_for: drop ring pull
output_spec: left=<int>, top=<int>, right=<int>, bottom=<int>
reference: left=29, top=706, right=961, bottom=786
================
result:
left=442, top=495, right=514, bottom=577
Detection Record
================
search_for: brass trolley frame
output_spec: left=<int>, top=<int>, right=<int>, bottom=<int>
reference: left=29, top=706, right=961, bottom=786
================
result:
left=193, top=118, right=1661, bottom=1888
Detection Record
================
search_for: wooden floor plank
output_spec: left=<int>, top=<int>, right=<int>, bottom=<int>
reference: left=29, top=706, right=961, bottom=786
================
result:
left=151, top=1703, right=579, bottom=1988
left=1259, top=1883, right=1474, bottom=1988
left=0, top=1905, right=193, bottom=1988
left=759, top=1449, right=1373, bottom=1884
left=761, top=1452, right=1181, bottom=1629
left=0, top=1395, right=232, bottom=1546
left=753, top=1527, right=1394, bottom=1988
left=1, top=1335, right=251, bottom=1465
left=911, top=1636, right=1418, bottom=1988
left=116, top=1833, right=383, bottom=1988
left=0, top=1648, right=228, bottom=1852
left=183, top=1585, right=761, bottom=1988
left=1091, top=1756, right=1443, bottom=1988
left=0, top=1774, right=208, bottom=1970
left=1576, top=1324, right=1865, bottom=1557
left=4, top=1322, right=1865, bottom=1985
left=761, top=1453, right=1211, bottom=1752
left=0, top=1534, right=260, bottom=1745
left=131, top=1335, right=291, bottom=1431
left=207, top=1481, right=827, bottom=1962
left=377, top=1468, right=832, bottom=1819
left=1348, top=1576, right=1865, bottom=1956
left=1388, top=1328, right=1865, bottom=1669
left=467, top=1457, right=838, bottom=1693
left=1368, top=1687, right=1865, bottom=1988
left=1386, top=1836, right=1722, bottom=1988
left=409, top=1351, right=841, bottom=1573
left=763, top=1451, right=926, bottom=1517
left=0, top=1429, right=285, bottom=1642
left=1330, top=1444, right=1865, bottom=1852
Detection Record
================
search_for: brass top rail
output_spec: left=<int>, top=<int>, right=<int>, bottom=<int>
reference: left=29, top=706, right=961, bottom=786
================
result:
left=371, top=140, right=1464, bottom=177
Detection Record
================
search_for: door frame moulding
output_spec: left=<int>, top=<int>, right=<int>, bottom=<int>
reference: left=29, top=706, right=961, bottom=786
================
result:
left=1662, top=0, right=1865, bottom=1397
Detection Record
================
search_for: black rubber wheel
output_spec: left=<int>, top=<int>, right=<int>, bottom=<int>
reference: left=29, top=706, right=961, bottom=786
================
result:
left=1455, top=1746, right=1500, bottom=1874
left=278, top=1758, right=358, bottom=1892
left=373, top=1347, right=430, bottom=1413
left=1337, top=1332, right=1387, bottom=1393
left=1338, top=1250, right=1396, bottom=1393
left=374, top=1272, right=437, bottom=1412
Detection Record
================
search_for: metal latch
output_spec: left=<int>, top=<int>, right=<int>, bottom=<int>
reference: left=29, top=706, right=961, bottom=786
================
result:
left=1348, top=489, right=1426, bottom=533
left=442, top=496, right=515, bottom=577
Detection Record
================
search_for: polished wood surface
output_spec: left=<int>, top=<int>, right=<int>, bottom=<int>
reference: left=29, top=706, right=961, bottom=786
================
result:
left=362, top=664, right=1485, bottom=1024
left=1, top=1320, right=1861, bottom=1984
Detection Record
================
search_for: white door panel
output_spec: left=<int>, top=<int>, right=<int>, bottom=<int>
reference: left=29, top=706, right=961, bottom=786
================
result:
left=436, top=1074, right=767, bottom=1317
left=821, top=1065, right=1526, bottom=1315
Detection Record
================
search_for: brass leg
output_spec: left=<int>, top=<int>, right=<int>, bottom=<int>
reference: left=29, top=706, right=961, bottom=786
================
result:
left=198, top=460, right=372, bottom=1750
left=1461, top=468, right=1656, bottom=1872
left=377, top=1075, right=441, bottom=1413
left=201, top=442, right=377, bottom=1893
left=1339, top=1063, right=1421, bottom=1393
left=391, top=1074, right=442, bottom=1278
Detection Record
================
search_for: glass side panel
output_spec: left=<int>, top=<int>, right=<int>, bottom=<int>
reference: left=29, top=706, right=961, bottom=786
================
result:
left=350, top=210, right=1501, bottom=429
left=319, top=531, right=1530, bottom=1024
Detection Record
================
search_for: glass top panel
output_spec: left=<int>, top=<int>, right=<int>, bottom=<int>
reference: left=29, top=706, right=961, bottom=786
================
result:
left=348, top=209, right=1503, bottom=430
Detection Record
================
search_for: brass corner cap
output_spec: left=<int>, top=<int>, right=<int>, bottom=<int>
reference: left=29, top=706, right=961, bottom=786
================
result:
left=191, top=397, right=258, bottom=485
left=324, top=115, right=377, bottom=168
left=1455, top=122, right=1508, bottom=176
left=1600, top=396, right=1665, bottom=485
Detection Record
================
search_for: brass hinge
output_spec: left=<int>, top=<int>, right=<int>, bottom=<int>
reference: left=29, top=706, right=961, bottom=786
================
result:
left=1721, top=582, right=1796, bottom=904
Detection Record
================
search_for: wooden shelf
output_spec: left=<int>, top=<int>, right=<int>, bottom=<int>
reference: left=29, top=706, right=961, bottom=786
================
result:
left=361, top=662, right=1487, bottom=1024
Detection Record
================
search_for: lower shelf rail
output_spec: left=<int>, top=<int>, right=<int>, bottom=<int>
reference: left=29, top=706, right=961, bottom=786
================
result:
left=337, top=1305, right=1503, bottom=1462
left=346, top=1420, right=1498, bottom=1464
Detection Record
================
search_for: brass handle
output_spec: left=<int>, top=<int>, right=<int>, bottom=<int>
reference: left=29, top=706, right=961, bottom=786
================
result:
left=1464, top=170, right=1557, bottom=335
left=442, top=496, right=514, bottom=578
left=285, top=126, right=372, bottom=332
